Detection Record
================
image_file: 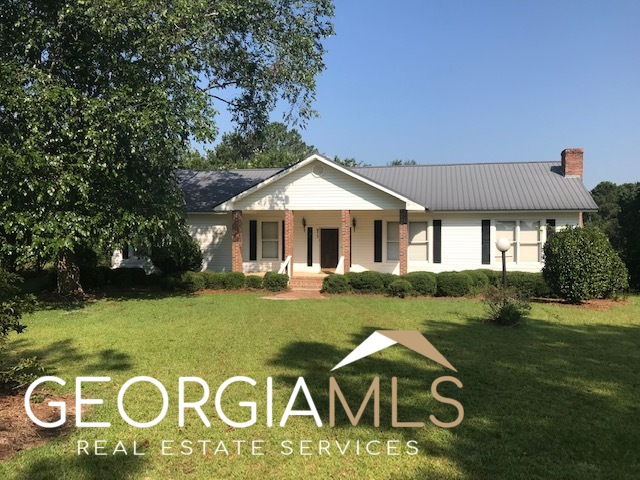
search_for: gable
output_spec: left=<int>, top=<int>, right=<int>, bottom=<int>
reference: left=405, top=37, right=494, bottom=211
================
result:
left=219, top=159, right=414, bottom=211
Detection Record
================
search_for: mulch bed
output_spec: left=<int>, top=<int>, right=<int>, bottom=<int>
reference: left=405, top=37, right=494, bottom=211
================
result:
left=0, top=391, right=78, bottom=461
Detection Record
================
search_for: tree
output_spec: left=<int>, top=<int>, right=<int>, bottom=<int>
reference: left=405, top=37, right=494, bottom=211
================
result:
left=332, top=155, right=369, bottom=167
left=178, top=149, right=213, bottom=170
left=584, top=181, right=640, bottom=289
left=388, top=159, right=417, bottom=166
left=0, top=1, right=334, bottom=295
left=207, top=122, right=315, bottom=169
left=542, top=225, right=628, bottom=303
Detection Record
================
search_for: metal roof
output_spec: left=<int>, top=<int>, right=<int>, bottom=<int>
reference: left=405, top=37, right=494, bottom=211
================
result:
left=352, top=162, right=598, bottom=211
left=177, top=160, right=598, bottom=213
left=177, top=168, right=282, bottom=212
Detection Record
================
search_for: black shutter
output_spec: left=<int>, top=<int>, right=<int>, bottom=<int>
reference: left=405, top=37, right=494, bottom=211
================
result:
left=481, top=220, right=490, bottom=265
left=122, top=243, right=129, bottom=260
left=433, top=220, right=442, bottom=264
left=307, top=227, right=313, bottom=266
left=546, top=219, right=556, bottom=238
left=281, top=221, right=285, bottom=260
left=249, top=220, right=257, bottom=261
left=374, top=220, right=382, bottom=263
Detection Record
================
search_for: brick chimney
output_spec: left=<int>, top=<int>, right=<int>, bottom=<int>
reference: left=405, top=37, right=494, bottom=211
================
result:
left=561, top=148, right=583, bottom=180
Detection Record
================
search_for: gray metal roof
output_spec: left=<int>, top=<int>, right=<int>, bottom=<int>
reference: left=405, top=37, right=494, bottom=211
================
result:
left=352, top=162, right=598, bottom=211
left=177, top=168, right=281, bottom=212
left=177, top=160, right=598, bottom=213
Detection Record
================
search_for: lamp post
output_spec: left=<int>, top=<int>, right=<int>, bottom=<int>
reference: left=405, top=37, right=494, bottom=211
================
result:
left=496, top=238, right=511, bottom=289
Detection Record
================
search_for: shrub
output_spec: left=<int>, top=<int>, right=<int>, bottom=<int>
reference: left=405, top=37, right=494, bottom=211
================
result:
left=345, top=271, right=385, bottom=293
left=263, top=272, right=289, bottom=292
left=380, top=273, right=399, bottom=289
left=321, top=274, right=350, bottom=294
left=506, top=271, right=552, bottom=298
left=201, top=271, right=225, bottom=290
left=20, top=269, right=55, bottom=294
left=160, top=275, right=179, bottom=291
left=462, top=270, right=490, bottom=295
left=402, top=272, right=437, bottom=296
left=150, top=230, right=203, bottom=275
left=109, top=268, right=135, bottom=288
left=484, top=286, right=531, bottom=326
left=223, top=272, right=246, bottom=290
left=246, top=275, right=264, bottom=290
left=145, top=273, right=162, bottom=286
left=178, top=271, right=205, bottom=293
left=436, top=272, right=471, bottom=297
left=0, top=270, right=39, bottom=389
left=543, top=225, right=629, bottom=302
left=388, top=279, right=414, bottom=298
left=477, top=269, right=501, bottom=287
left=79, top=266, right=108, bottom=289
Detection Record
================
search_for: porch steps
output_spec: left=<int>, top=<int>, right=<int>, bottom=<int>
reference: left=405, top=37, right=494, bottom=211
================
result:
left=289, top=276, right=325, bottom=291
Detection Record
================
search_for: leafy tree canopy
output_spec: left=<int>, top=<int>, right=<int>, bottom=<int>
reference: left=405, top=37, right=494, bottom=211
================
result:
left=0, top=0, right=334, bottom=294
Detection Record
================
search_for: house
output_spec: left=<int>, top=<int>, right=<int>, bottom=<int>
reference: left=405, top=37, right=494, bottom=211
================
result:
left=114, top=148, right=597, bottom=282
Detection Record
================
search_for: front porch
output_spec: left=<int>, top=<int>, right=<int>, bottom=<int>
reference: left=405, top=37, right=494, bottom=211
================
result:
left=229, top=208, right=412, bottom=280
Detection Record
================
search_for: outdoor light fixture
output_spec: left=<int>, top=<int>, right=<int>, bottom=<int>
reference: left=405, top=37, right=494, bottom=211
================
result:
left=496, top=238, right=511, bottom=288
left=352, top=218, right=357, bottom=231
left=302, top=217, right=307, bottom=231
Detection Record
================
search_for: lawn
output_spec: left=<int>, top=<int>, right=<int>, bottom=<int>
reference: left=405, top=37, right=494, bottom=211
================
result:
left=1, top=292, right=639, bottom=479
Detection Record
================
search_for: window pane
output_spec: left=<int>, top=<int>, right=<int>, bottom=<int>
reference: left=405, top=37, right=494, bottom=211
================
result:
left=408, top=244, right=427, bottom=262
left=387, top=242, right=399, bottom=261
left=262, top=240, right=278, bottom=258
left=495, top=221, right=516, bottom=242
left=387, top=222, right=399, bottom=242
left=520, top=244, right=540, bottom=262
left=262, top=222, right=278, bottom=240
left=520, top=221, right=540, bottom=243
left=409, top=222, right=427, bottom=243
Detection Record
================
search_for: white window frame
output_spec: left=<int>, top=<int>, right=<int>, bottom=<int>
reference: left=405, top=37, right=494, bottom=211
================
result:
left=408, top=221, right=429, bottom=262
left=494, top=219, right=543, bottom=264
left=260, top=221, right=280, bottom=260
left=386, top=221, right=399, bottom=262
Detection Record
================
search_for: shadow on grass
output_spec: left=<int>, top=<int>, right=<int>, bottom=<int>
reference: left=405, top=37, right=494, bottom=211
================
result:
left=13, top=453, right=146, bottom=480
left=10, top=338, right=133, bottom=375
left=270, top=318, right=640, bottom=479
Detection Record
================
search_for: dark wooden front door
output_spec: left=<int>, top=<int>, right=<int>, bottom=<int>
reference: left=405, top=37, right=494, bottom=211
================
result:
left=320, top=229, right=339, bottom=268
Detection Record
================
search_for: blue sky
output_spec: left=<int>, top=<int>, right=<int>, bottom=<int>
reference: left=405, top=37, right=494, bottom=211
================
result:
left=210, top=1, right=640, bottom=189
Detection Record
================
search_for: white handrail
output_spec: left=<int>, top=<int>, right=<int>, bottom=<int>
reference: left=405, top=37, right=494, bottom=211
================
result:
left=336, top=256, right=345, bottom=275
left=278, top=255, right=292, bottom=277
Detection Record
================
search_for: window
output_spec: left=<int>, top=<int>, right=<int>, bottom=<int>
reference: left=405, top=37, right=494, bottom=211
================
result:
left=495, top=220, right=542, bottom=263
left=408, top=222, right=428, bottom=261
left=261, top=222, right=278, bottom=259
left=387, top=221, right=399, bottom=261
left=520, top=221, right=541, bottom=262
left=495, top=221, right=516, bottom=262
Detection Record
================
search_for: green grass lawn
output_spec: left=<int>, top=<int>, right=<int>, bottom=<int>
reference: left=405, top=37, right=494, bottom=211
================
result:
left=1, top=292, right=639, bottom=479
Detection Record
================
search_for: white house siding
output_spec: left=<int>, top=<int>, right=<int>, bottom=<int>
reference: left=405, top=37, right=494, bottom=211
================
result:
left=232, top=161, right=407, bottom=211
left=187, top=213, right=232, bottom=271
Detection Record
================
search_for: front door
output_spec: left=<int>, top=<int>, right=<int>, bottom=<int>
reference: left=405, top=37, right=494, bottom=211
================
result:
left=320, top=229, right=339, bottom=269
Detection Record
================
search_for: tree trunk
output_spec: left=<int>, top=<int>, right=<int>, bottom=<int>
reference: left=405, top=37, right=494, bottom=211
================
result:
left=57, top=249, right=84, bottom=297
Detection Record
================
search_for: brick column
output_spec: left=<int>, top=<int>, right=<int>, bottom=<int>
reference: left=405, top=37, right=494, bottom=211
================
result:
left=231, top=210, right=243, bottom=272
left=399, top=209, right=408, bottom=275
left=341, top=210, right=351, bottom=274
left=284, top=210, right=294, bottom=276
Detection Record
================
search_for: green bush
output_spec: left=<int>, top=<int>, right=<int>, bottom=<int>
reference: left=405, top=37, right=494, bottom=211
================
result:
left=160, top=275, right=178, bottom=291
left=201, top=271, right=225, bottom=289
left=388, top=279, right=414, bottom=298
left=246, top=275, right=264, bottom=290
left=345, top=271, right=385, bottom=293
left=436, top=272, right=472, bottom=297
left=477, top=269, right=501, bottom=287
left=263, top=272, right=289, bottom=292
left=223, top=272, right=246, bottom=290
left=145, top=273, right=162, bottom=286
left=462, top=270, right=490, bottom=295
left=506, top=271, right=552, bottom=298
left=178, top=271, right=205, bottom=293
left=484, top=286, right=531, bottom=326
left=402, top=272, right=437, bottom=296
left=109, top=268, right=135, bottom=288
left=150, top=230, right=203, bottom=275
left=380, top=273, right=399, bottom=289
left=321, top=275, right=351, bottom=294
left=19, top=269, right=55, bottom=294
left=79, top=266, right=108, bottom=289
left=543, top=225, right=629, bottom=302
